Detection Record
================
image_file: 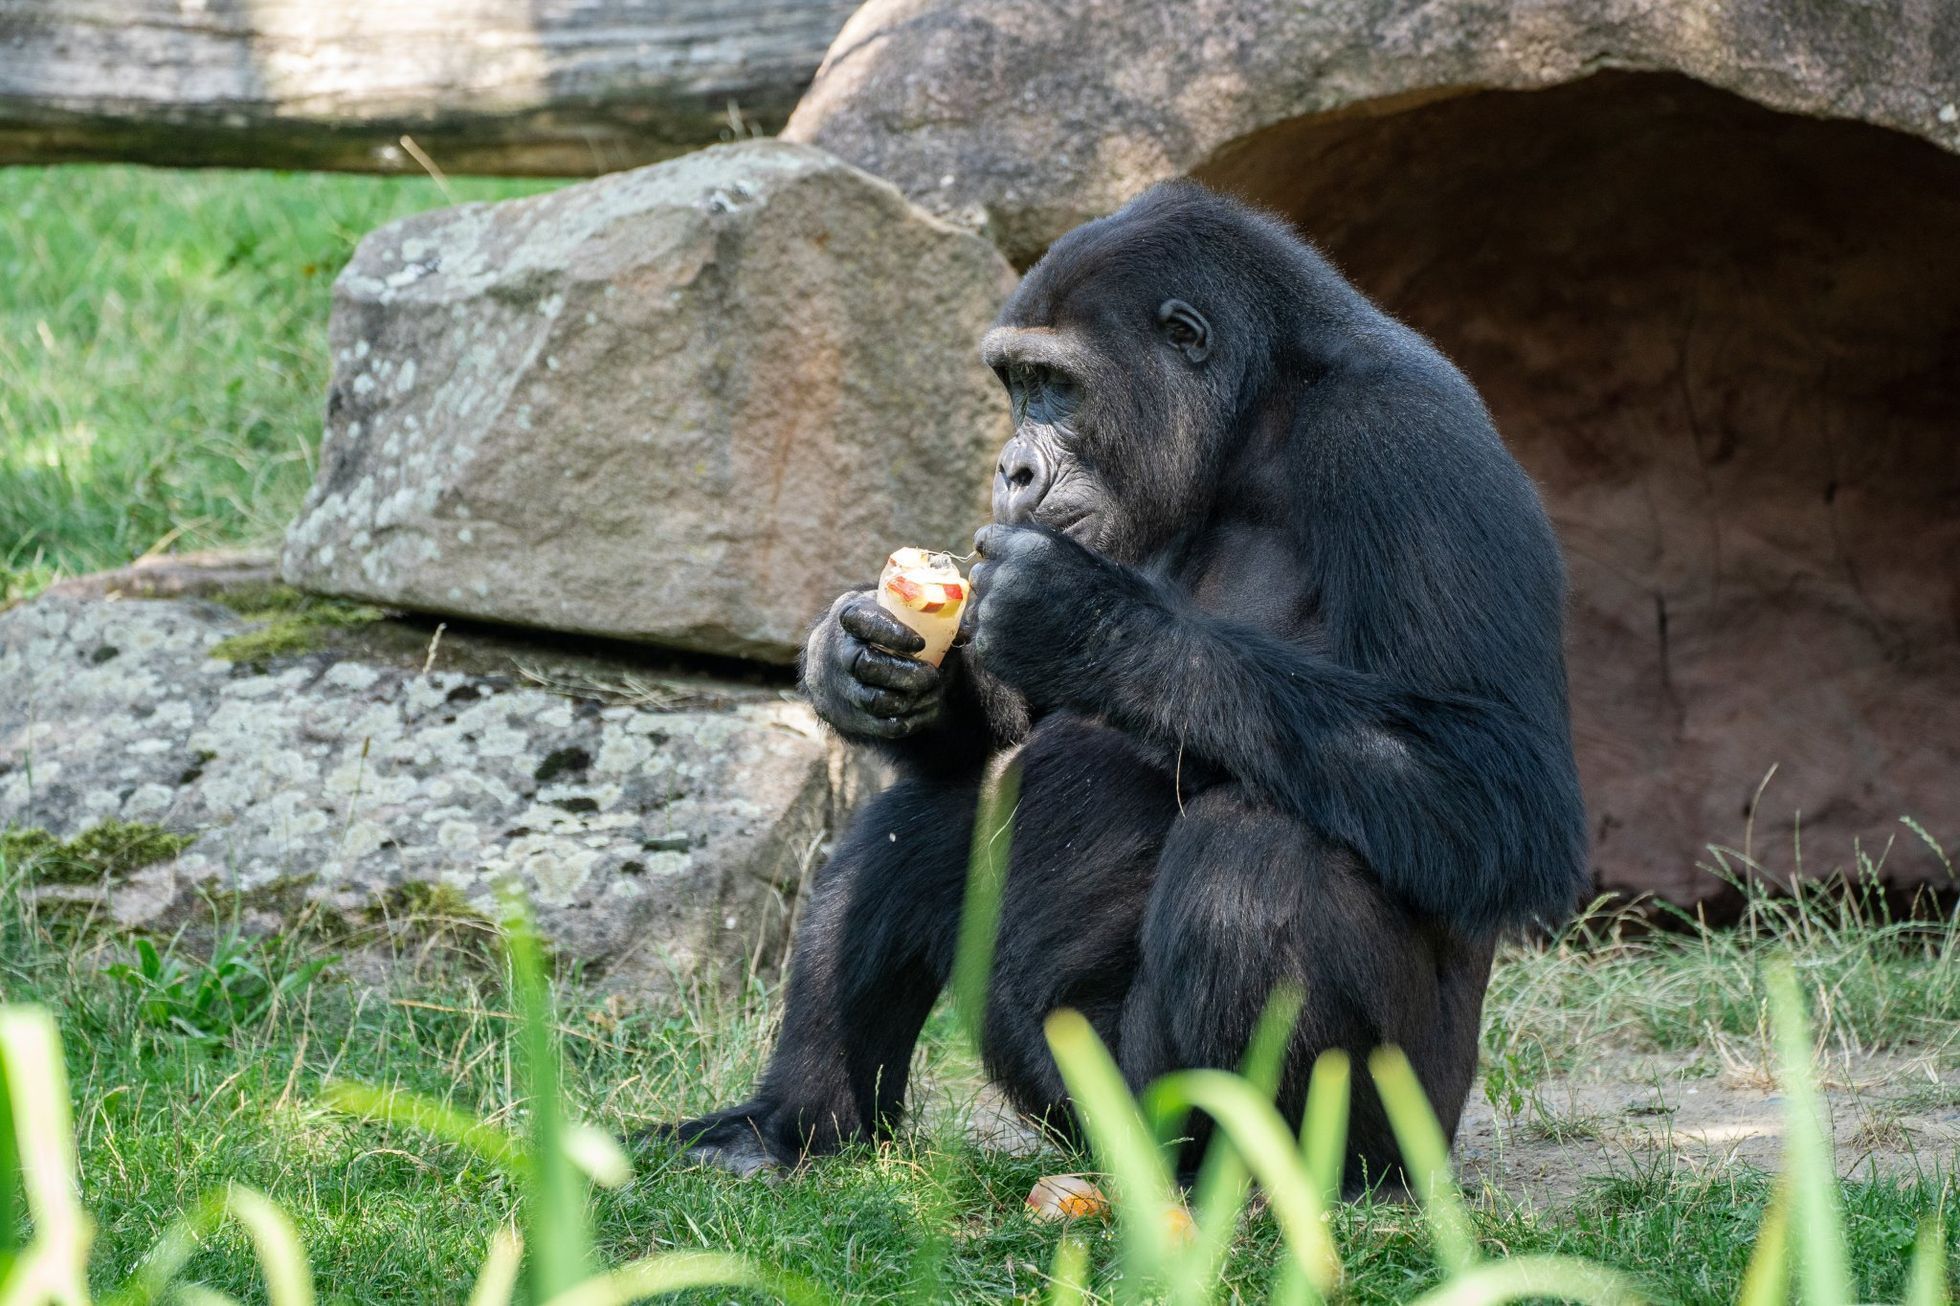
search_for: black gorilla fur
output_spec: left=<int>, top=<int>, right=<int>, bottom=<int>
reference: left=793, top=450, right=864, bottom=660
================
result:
left=657, top=181, right=1587, bottom=1185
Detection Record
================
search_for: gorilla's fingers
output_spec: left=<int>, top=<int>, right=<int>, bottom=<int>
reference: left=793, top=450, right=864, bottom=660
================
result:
left=839, top=598, right=926, bottom=653
left=972, top=523, right=1038, bottom=559
left=860, top=705, right=940, bottom=739
left=852, top=646, right=940, bottom=693
left=846, top=680, right=920, bottom=719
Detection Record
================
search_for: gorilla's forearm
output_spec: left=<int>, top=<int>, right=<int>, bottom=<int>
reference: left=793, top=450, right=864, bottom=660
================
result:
left=1088, top=604, right=1586, bottom=936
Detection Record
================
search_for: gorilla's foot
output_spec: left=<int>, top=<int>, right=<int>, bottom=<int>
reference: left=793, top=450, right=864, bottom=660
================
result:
left=640, top=1102, right=800, bottom=1181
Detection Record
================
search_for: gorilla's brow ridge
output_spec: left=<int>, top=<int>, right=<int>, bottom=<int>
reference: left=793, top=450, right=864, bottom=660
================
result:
left=980, top=325, right=1077, bottom=374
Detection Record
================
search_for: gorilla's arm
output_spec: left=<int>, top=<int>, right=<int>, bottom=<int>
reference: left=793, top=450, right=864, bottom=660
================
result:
left=968, top=527, right=1586, bottom=937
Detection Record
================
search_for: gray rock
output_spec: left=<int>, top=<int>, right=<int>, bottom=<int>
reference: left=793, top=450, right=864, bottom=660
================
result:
left=783, top=0, right=1960, bottom=266
left=282, top=140, right=1016, bottom=662
left=0, top=589, right=869, bottom=990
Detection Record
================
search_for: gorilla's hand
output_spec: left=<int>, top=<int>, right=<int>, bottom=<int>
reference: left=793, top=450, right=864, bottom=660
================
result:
left=801, top=590, right=948, bottom=741
left=968, top=524, right=1166, bottom=710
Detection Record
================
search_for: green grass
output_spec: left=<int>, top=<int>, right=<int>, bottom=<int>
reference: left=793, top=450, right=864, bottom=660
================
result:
left=1484, top=836, right=1960, bottom=1077
left=0, top=165, right=559, bottom=600
left=3, top=856, right=1954, bottom=1304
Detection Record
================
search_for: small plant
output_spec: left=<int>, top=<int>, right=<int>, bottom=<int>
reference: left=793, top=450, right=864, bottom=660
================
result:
left=105, top=935, right=331, bottom=1043
left=1480, top=1037, right=1551, bottom=1127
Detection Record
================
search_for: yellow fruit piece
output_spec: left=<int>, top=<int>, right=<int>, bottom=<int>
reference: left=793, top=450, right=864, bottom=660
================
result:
left=1024, top=1174, right=1110, bottom=1222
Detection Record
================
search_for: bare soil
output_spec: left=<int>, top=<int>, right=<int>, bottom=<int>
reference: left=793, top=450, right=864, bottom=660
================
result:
left=1454, top=1049, right=1960, bottom=1207
left=945, top=1047, right=1960, bottom=1211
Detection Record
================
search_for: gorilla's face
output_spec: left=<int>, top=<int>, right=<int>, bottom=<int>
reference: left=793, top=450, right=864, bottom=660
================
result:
left=980, top=215, right=1240, bottom=565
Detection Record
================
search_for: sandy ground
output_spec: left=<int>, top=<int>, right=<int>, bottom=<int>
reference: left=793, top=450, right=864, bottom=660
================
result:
left=948, top=1047, right=1960, bottom=1210
left=1454, top=1048, right=1960, bottom=1206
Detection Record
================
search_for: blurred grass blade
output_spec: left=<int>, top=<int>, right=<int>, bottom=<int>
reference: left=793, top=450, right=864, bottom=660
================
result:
left=172, top=1287, right=246, bottom=1306
left=504, top=896, right=595, bottom=1300
left=0, top=1023, right=17, bottom=1275
left=1735, top=1180, right=1789, bottom=1306
left=538, top=1251, right=830, bottom=1306
left=1047, top=1237, right=1091, bottom=1306
left=1170, top=987, right=1304, bottom=1304
left=1765, top=964, right=1851, bottom=1306
left=320, top=1081, right=526, bottom=1174
left=1240, top=986, right=1303, bottom=1099
left=220, top=1184, right=315, bottom=1306
left=102, top=1191, right=229, bottom=1306
left=1905, top=1218, right=1947, bottom=1306
left=561, top=1125, right=632, bottom=1190
left=1274, top=1050, right=1352, bottom=1306
left=1044, top=1008, right=1180, bottom=1293
left=1404, top=1254, right=1645, bottom=1306
left=953, top=764, right=1021, bottom=1053
left=468, top=1227, right=524, bottom=1306
left=1301, top=1050, right=1351, bottom=1207
left=1370, top=1046, right=1478, bottom=1276
left=1147, top=1069, right=1340, bottom=1302
left=921, top=768, right=1018, bottom=1306
left=0, top=1005, right=92, bottom=1306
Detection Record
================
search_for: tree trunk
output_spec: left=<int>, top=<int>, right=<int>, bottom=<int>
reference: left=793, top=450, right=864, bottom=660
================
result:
left=0, top=0, right=859, bottom=175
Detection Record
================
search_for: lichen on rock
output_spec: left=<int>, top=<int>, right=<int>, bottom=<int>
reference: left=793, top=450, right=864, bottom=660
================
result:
left=0, top=584, right=869, bottom=990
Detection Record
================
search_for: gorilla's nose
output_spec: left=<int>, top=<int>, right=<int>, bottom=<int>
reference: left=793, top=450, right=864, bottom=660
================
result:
left=992, top=439, right=1053, bottom=524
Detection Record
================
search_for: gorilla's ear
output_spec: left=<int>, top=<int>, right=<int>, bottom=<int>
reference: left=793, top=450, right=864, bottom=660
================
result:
left=1157, top=299, right=1212, bottom=363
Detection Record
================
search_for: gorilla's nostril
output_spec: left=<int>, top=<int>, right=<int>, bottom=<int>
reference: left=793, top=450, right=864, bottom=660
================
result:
left=1010, top=468, right=1035, bottom=489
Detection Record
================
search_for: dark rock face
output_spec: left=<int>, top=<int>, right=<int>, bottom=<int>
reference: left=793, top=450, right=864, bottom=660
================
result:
left=786, top=0, right=1960, bottom=905
left=1192, top=73, right=1960, bottom=908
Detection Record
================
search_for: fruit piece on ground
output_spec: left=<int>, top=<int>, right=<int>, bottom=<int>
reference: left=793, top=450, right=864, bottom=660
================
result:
left=1025, top=1174, right=1109, bottom=1221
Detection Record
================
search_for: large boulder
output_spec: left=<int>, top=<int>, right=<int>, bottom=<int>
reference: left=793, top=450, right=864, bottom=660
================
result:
left=0, top=568, right=870, bottom=990
left=784, top=0, right=1960, bottom=267
left=785, top=2, right=1960, bottom=909
left=282, top=140, right=1016, bottom=663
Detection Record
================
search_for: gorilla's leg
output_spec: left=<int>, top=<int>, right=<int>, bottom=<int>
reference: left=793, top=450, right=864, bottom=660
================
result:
left=1118, top=785, right=1495, bottom=1189
left=658, top=777, right=978, bottom=1175
left=980, top=717, right=1179, bottom=1131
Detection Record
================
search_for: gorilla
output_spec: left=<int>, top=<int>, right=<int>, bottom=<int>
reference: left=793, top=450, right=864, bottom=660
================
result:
left=660, top=181, right=1587, bottom=1186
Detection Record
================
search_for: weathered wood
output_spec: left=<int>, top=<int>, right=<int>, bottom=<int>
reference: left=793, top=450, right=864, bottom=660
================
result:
left=0, top=0, right=859, bottom=174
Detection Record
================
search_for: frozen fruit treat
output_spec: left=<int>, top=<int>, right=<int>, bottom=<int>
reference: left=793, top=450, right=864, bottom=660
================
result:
left=875, top=547, right=968, bottom=667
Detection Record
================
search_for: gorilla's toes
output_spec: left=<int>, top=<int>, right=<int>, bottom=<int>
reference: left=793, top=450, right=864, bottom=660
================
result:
left=640, top=1104, right=794, bottom=1181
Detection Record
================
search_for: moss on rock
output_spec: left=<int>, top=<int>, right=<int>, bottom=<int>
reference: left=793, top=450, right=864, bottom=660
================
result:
left=1, top=820, right=195, bottom=884
left=208, top=589, right=383, bottom=662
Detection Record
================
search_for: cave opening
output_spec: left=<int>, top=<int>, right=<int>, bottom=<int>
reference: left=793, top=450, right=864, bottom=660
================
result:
left=1195, top=71, right=1960, bottom=907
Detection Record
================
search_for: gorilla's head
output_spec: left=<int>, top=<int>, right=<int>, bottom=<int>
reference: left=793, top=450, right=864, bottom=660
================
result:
left=980, top=182, right=1324, bottom=563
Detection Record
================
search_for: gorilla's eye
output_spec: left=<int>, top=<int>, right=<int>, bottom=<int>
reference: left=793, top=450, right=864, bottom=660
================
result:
left=1157, top=299, right=1212, bottom=363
